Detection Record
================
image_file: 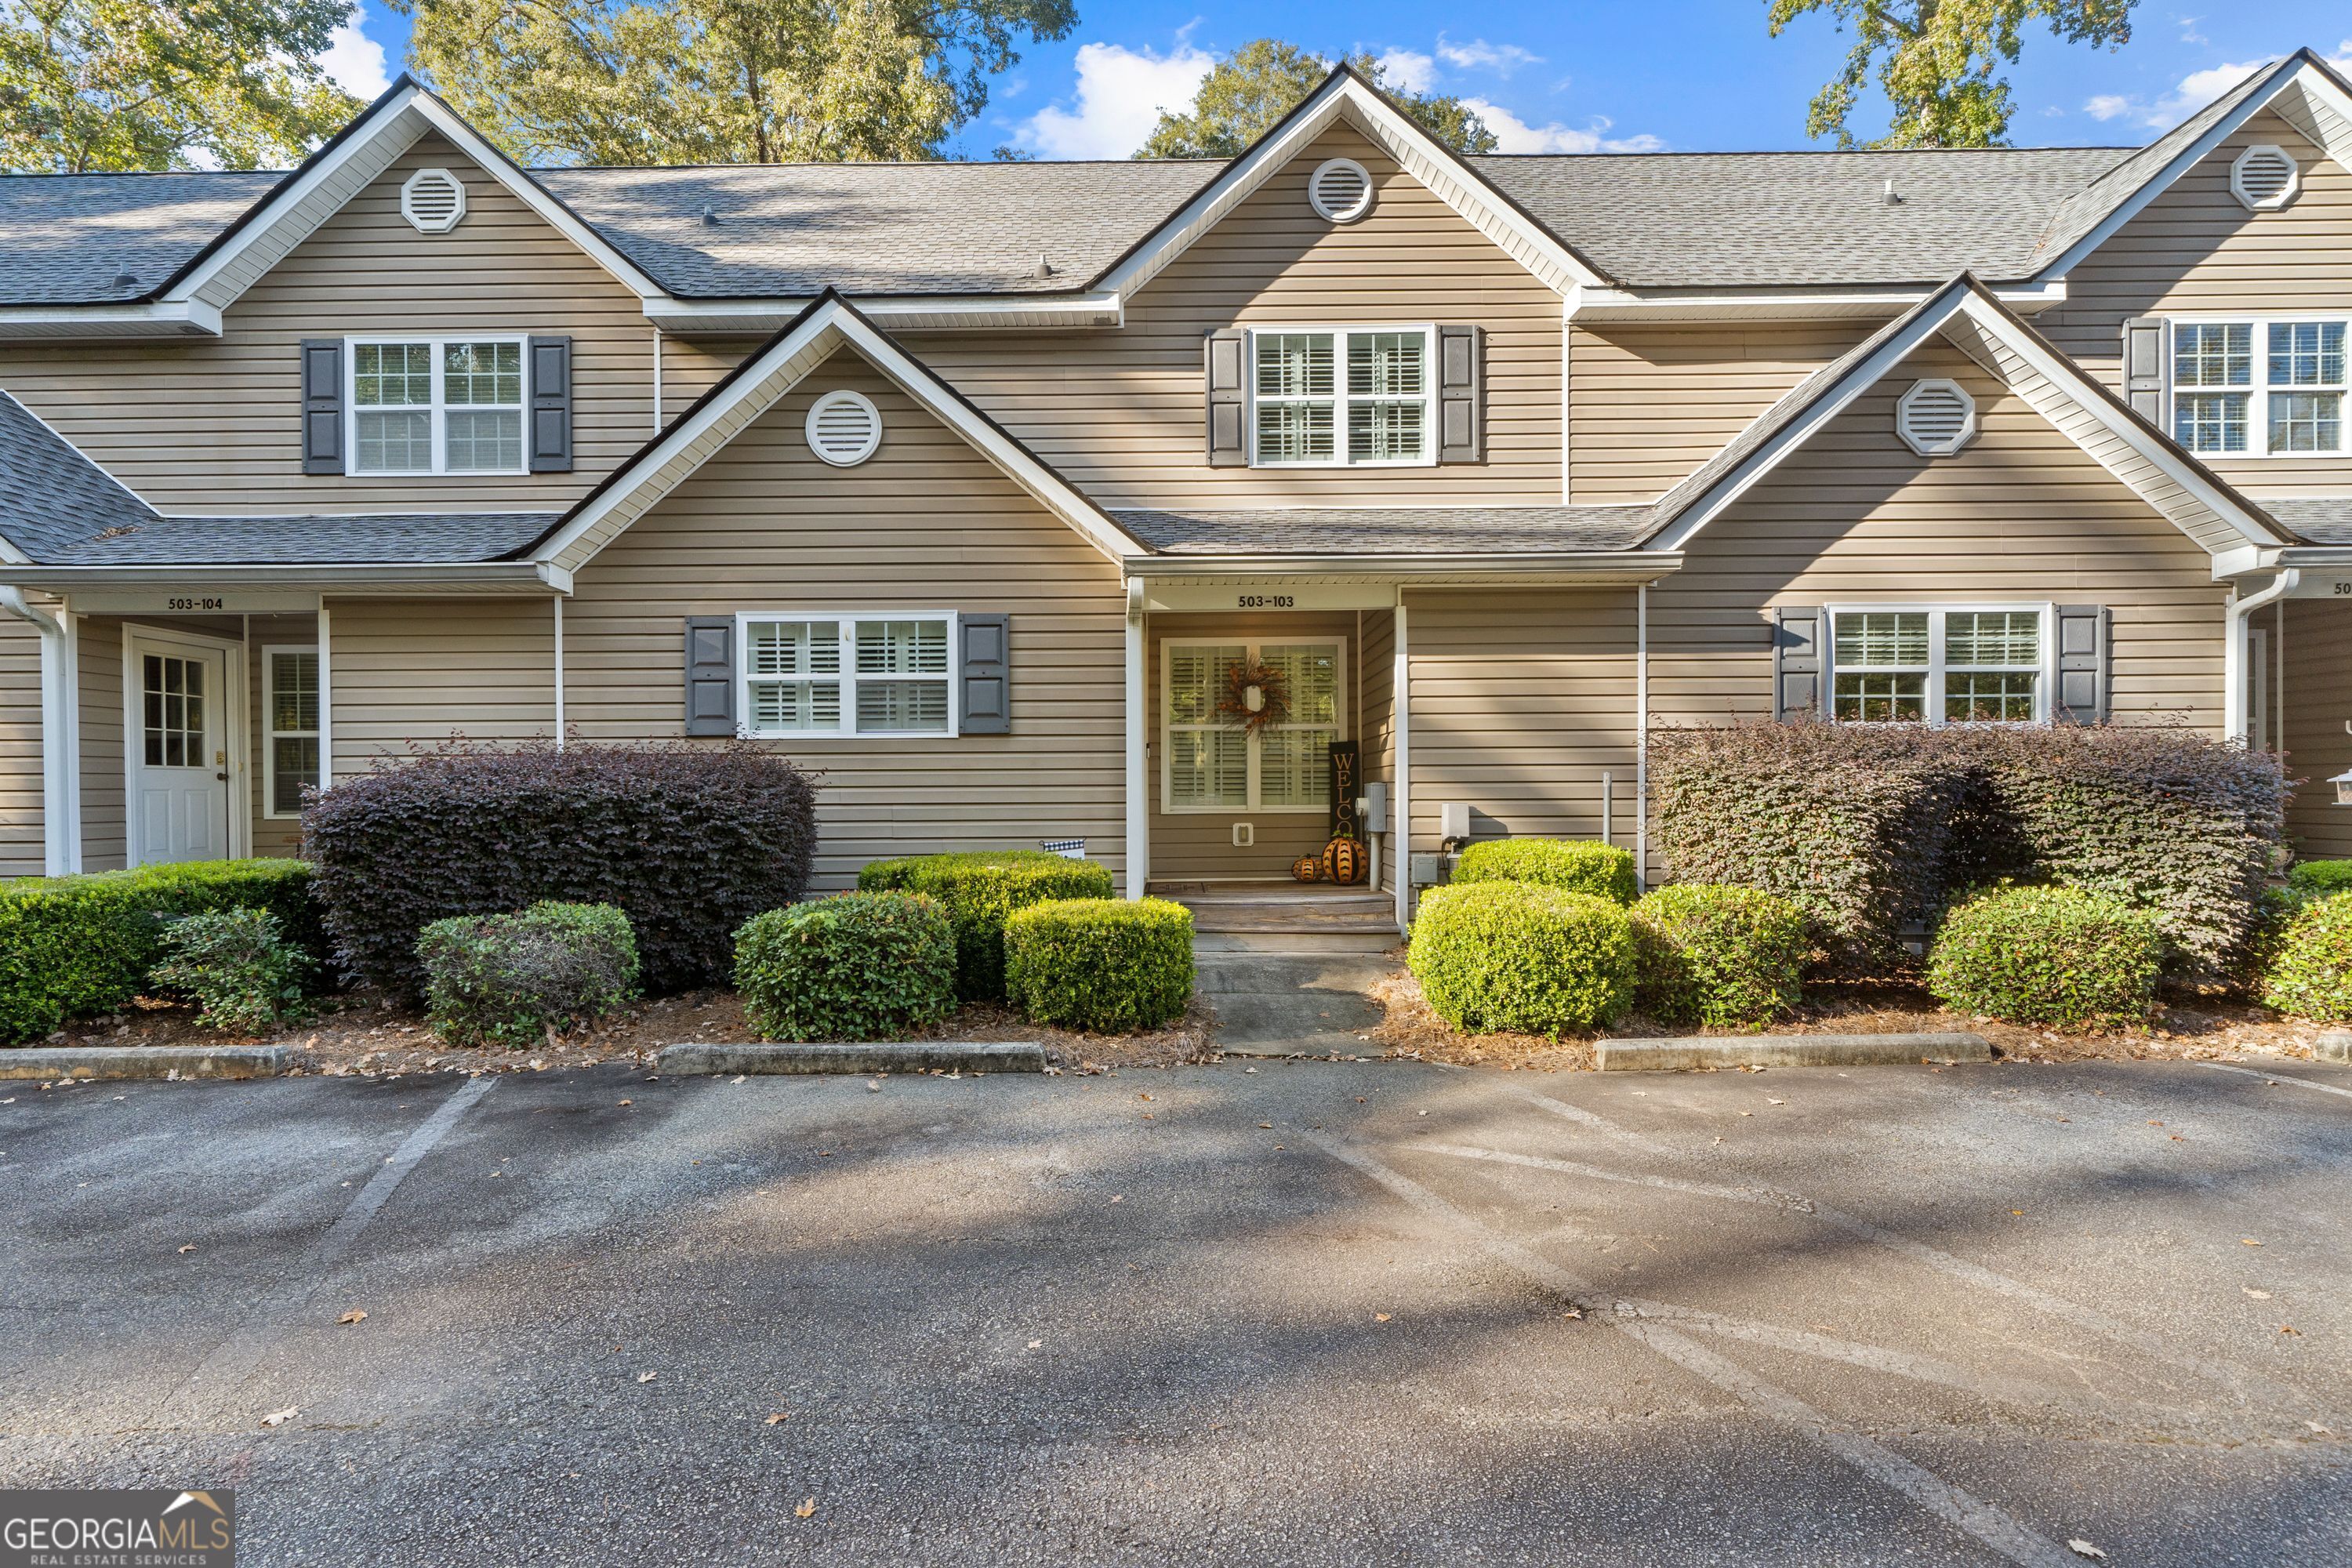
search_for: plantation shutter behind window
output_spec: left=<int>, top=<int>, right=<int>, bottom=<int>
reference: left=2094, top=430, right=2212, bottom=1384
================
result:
left=959, top=613, right=1010, bottom=734
left=1773, top=606, right=1825, bottom=721
left=300, top=339, right=343, bottom=474
left=2054, top=604, right=2109, bottom=724
left=528, top=336, right=573, bottom=472
left=1204, top=328, right=1247, bottom=466
left=2122, top=317, right=2167, bottom=421
left=1437, top=325, right=1483, bottom=462
left=684, top=617, right=735, bottom=735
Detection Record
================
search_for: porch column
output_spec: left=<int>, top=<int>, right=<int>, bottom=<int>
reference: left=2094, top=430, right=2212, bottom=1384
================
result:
left=1392, top=590, right=1410, bottom=937
left=1123, top=579, right=1149, bottom=898
left=316, top=596, right=333, bottom=791
left=2, top=588, right=79, bottom=875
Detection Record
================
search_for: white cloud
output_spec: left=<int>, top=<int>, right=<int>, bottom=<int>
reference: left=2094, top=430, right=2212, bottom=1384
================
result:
left=318, top=16, right=392, bottom=100
left=2082, top=43, right=2352, bottom=130
left=1438, top=38, right=1542, bottom=75
left=1376, top=49, right=1438, bottom=95
left=2082, top=93, right=2135, bottom=122
left=1015, top=41, right=1214, bottom=159
left=1462, top=98, right=1664, bottom=154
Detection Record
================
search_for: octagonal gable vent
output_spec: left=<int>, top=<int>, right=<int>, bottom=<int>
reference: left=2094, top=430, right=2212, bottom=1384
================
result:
left=1308, top=158, right=1374, bottom=223
left=2230, top=144, right=2299, bottom=210
left=806, top=390, right=882, bottom=466
left=400, top=167, right=467, bottom=234
left=1896, top=379, right=1976, bottom=456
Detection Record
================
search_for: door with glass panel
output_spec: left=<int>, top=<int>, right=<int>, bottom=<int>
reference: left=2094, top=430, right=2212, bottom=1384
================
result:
left=129, top=637, right=231, bottom=866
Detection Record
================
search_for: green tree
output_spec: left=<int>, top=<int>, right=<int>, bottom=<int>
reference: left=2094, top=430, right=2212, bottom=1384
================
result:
left=0, top=0, right=361, bottom=172
left=1766, top=0, right=2135, bottom=147
left=1138, top=38, right=1498, bottom=158
left=389, top=0, right=1076, bottom=164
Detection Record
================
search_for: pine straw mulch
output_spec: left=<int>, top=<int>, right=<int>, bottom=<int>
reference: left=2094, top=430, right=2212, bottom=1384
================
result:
left=1367, top=967, right=2348, bottom=1072
left=25, top=987, right=1218, bottom=1079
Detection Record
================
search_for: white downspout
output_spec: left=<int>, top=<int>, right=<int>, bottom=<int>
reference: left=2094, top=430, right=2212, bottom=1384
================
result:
left=2226, top=569, right=2297, bottom=744
left=2, top=586, right=77, bottom=875
left=553, top=594, right=566, bottom=749
left=1123, top=578, right=1148, bottom=899
left=316, top=597, right=333, bottom=790
left=1392, top=588, right=1411, bottom=938
left=1635, top=582, right=1650, bottom=892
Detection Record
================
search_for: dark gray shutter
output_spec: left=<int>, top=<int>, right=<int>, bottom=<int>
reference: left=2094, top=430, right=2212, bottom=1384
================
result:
left=2054, top=604, right=2109, bottom=724
left=683, top=617, right=735, bottom=736
left=2122, top=317, right=2166, bottom=422
left=529, top=336, right=573, bottom=472
left=1204, top=328, right=1247, bottom=466
left=959, top=613, right=1010, bottom=735
left=1438, top=325, right=1483, bottom=463
left=300, top=339, right=342, bottom=474
left=1773, top=606, right=1826, bottom=722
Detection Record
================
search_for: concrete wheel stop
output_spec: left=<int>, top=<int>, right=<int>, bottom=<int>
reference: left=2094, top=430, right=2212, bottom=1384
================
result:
left=656, top=1040, right=1047, bottom=1075
left=1595, top=1033, right=1991, bottom=1073
left=0, top=1044, right=296, bottom=1080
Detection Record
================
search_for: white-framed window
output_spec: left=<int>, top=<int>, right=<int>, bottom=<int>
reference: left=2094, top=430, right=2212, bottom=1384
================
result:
left=737, top=612, right=957, bottom=738
left=263, top=644, right=320, bottom=817
left=1827, top=606, right=2049, bottom=726
left=1161, top=639, right=1344, bottom=812
left=1248, top=327, right=1434, bottom=468
left=347, top=336, right=527, bottom=475
left=2169, top=315, right=2347, bottom=457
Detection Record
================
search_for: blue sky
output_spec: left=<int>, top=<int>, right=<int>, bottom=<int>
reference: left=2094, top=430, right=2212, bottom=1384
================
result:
left=325, top=2, right=2351, bottom=160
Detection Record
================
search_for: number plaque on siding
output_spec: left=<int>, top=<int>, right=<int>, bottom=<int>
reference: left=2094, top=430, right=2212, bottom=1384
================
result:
left=67, top=590, right=321, bottom=615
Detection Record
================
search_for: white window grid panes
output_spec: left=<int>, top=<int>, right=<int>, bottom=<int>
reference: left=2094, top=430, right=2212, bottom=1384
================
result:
left=263, top=645, right=320, bottom=818
left=736, top=612, right=956, bottom=739
left=1828, top=606, right=2049, bottom=728
left=347, top=336, right=527, bottom=475
left=2168, top=317, right=2348, bottom=457
left=1248, top=327, right=1434, bottom=468
left=1160, top=638, right=1346, bottom=813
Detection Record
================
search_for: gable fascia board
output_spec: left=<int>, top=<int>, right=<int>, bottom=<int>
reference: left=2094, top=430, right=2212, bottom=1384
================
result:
left=1090, top=73, right=1607, bottom=303
left=646, top=292, right=1124, bottom=334
left=533, top=299, right=1145, bottom=575
left=2033, top=55, right=2352, bottom=283
left=162, top=85, right=666, bottom=313
left=0, top=299, right=223, bottom=341
left=1571, top=280, right=2065, bottom=323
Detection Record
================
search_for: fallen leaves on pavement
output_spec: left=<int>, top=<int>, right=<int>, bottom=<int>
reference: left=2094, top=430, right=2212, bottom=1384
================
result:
left=260, top=1407, right=296, bottom=1428
left=794, top=1498, right=816, bottom=1519
left=337, top=1308, right=366, bottom=1325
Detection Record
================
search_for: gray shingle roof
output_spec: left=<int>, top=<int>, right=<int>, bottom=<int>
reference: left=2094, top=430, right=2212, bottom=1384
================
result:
left=538, top=161, right=1221, bottom=297
left=0, top=387, right=158, bottom=555
left=1112, top=506, right=1654, bottom=555
left=25, top=512, right=559, bottom=565
left=2264, top=497, right=2352, bottom=545
left=0, top=171, right=281, bottom=304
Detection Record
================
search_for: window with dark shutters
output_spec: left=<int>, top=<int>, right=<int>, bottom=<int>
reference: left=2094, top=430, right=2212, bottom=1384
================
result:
left=529, top=336, right=573, bottom=472
left=1772, top=607, right=1824, bottom=721
left=1438, top=325, right=1483, bottom=463
left=301, top=339, right=343, bottom=473
left=683, top=617, right=735, bottom=735
left=959, top=614, right=1011, bottom=734
left=1204, top=328, right=1247, bottom=466
left=2054, top=605, right=2110, bottom=724
left=2122, top=317, right=2167, bottom=422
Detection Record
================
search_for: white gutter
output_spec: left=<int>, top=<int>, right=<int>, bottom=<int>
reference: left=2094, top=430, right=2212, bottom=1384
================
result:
left=1570, top=280, right=2067, bottom=323
left=1126, top=551, right=1682, bottom=579
left=2226, top=568, right=2298, bottom=743
left=0, top=561, right=565, bottom=593
left=0, top=587, right=78, bottom=874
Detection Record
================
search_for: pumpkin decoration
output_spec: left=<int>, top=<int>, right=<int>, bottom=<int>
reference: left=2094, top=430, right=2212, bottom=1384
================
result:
left=1321, top=835, right=1365, bottom=886
left=1217, top=659, right=1290, bottom=736
left=1291, top=855, right=1324, bottom=884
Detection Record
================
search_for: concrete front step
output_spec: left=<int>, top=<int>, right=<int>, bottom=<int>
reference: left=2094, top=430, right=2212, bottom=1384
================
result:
left=1154, top=880, right=1394, bottom=935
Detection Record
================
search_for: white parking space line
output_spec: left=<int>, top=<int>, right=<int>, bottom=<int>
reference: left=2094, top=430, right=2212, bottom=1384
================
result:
left=2202, top=1062, right=2352, bottom=1102
left=161, top=1074, right=499, bottom=1423
left=1309, top=1133, right=2089, bottom=1568
left=1508, top=1091, right=2314, bottom=1416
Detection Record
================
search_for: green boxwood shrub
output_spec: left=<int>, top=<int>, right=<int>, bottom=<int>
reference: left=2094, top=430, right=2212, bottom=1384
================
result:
left=1631, top=884, right=1809, bottom=1029
left=1406, top=881, right=1637, bottom=1038
left=418, top=902, right=640, bottom=1049
left=856, top=851, right=1115, bottom=1002
left=2259, top=892, right=2352, bottom=1022
left=1926, top=885, right=2161, bottom=1030
left=2287, top=860, right=2352, bottom=898
left=735, top=891, right=956, bottom=1042
left=0, top=858, right=324, bottom=1042
left=1450, top=838, right=1639, bottom=905
left=151, top=908, right=312, bottom=1035
left=1004, top=898, right=1194, bottom=1033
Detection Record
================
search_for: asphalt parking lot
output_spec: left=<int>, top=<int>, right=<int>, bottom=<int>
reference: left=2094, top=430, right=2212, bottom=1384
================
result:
left=2, top=1054, right=2348, bottom=1566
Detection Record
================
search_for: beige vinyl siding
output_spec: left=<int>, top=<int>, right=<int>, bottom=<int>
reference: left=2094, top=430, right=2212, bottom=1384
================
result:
left=2044, top=109, right=2352, bottom=495
left=1402, top=588, right=1636, bottom=853
left=0, top=619, right=41, bottom=877
left=1145, top=611, right=1355, bottom=880
left=561, top=348, right=1127, bottom=890
left=659, top=334, right=764, bottom=425
left=2282, top=598, right=2352, bottom=859
left=326, top=598, right=557, bottom=782
left=0, top=136, right=653, bottom=513
left=1567, top=322, right=1871, bottom=503
left=902, top=125, right=1563, bottom=509
left=1646, top=345, right=2230, bottom=735
left=78, top=622, right=124, bottom=871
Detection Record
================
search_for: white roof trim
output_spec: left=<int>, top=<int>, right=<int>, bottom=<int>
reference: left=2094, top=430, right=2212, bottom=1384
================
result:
left=0, top=299, right=222, bottom=340
left=160, top=83, right=666, bottom=312
left=1570, top=280, right=2066, bottom=322
left=644, top=292, right=1124, bottom=335
left=533, top=298, right=1144, bottom=575
left=2035, top=56, right=2352, bottom=282
left=1091, top=72, right=1606, bottom=301
left=1648, top=283, right=2284, bottom=557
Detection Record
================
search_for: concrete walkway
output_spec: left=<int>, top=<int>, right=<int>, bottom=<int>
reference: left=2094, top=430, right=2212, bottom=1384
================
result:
left=1193, top=934, right=1397, bottom=1055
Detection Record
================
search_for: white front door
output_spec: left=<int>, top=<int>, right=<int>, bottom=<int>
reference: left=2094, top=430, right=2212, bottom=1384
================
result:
left=129, top=638, right=231, bottom=866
